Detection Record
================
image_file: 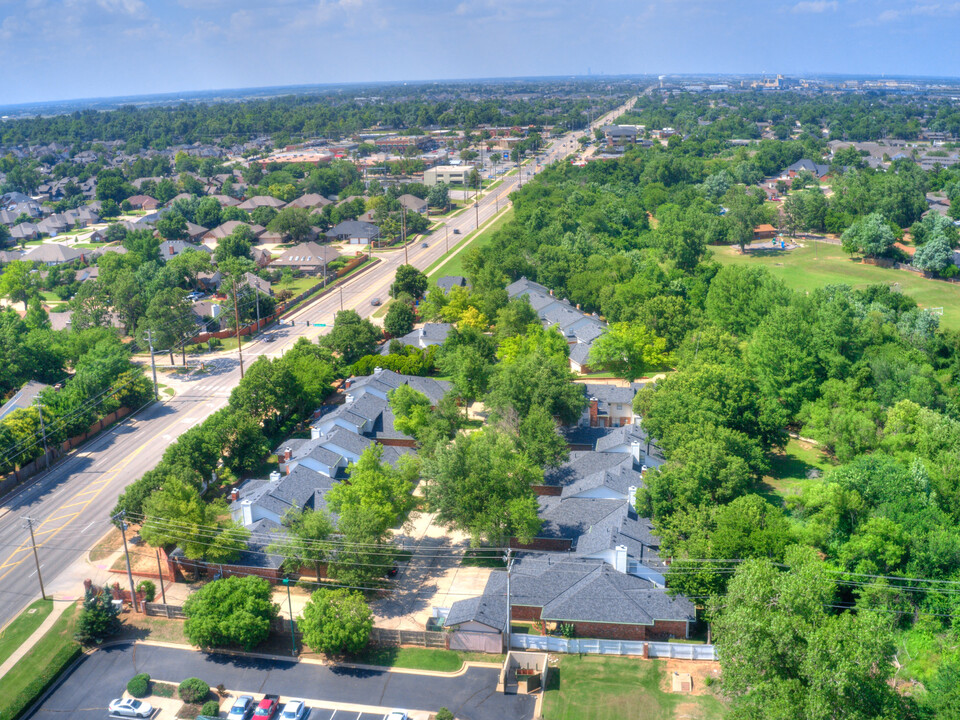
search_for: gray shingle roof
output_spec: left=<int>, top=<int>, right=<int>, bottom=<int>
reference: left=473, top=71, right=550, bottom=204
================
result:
left=448, top=554, right=695, bottom=630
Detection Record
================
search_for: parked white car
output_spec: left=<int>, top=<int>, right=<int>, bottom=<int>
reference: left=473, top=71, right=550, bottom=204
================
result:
left=279, top=700, right=309, bottom=720
left=384, top=712, right=408, bottom=720
left=108, top=698, right=154, bottom=718
left=227, top=695, right=255, bottom=720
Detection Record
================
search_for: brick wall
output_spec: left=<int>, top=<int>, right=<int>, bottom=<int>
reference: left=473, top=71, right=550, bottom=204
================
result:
left=531, top=485, right=562, bottom=497
left=511, top=605, right=542, bottom=621
left=645, top=619, right=689, bottom=641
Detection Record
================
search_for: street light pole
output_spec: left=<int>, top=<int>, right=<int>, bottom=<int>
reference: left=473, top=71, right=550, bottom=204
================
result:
left=113, top=511, right=139, bottom=613
left=147, top=329, right=159, bottom=400
left=36, top=398, right=49, bottom=469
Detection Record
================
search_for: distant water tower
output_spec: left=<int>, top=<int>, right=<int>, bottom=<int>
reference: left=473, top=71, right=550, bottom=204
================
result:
left=659, top=75, right=666, bottom=89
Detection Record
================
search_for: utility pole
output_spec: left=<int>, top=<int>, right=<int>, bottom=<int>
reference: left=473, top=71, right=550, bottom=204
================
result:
left=475, top=175, right=480, bottom=229
left=155, top=549, right=168, bottom=605
left=146, top=329, right=159, bottom=401
left=504, top=549, right=513, bottom=652
left=232, top=276, right=244, bottom=379
left=255, top=289, right=261, bottom=336
left=282, top=578, right=297, bottom=656
left=23, top=517, right=46, bottom=600
left=402, top=208, right=408, bottom=265
left=35, top=399, right=49, bottom=469
left=113, top=511, right=139, bottom=613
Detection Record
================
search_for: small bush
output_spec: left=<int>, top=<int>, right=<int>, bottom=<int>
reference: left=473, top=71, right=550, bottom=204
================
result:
left=136, top=580, right=156, bottom=603
left=703, top=675, right=716, bottom=687
left=178, top=677, right=210, bottom=704
left=435, top=709, right=454, bottom=720
left=127, top=673, right=151, bottom=698
left=201, top=700, right=221, bottom=716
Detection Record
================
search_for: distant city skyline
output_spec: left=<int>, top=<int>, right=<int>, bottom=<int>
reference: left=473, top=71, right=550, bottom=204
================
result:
left=2, top=0, right=960, bottom=105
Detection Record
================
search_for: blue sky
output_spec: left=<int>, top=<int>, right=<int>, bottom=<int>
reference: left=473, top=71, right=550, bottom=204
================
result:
left=2, top=0, right=959, bottom=104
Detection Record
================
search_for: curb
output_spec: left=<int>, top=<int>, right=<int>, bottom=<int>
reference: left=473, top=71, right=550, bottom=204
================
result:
left=281, top=257, right=382, bottom=322
left=132, top=640, right=501, bottom=677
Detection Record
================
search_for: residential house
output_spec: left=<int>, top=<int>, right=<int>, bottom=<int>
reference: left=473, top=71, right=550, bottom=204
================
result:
left=158, top=240, right=213, bottom=261
left=436, top=275, right=469, bottom=293
left=270, top=242, right=341, bottom=275
left=201, top=221, right=266, bottom=244
left=445, top=554, right=695, bottom=641
left=22, top=243, right=86, bottom=266
left=506, top=277, right=606, bottom=374
left=125, top=195, right=160, bottom=210
left=237, top=195, right=285, bottom=211
left=325, top=220, right=380, bottom=245
left=578, top=383, right=641, bottom=428
left=0, top=381, right=51, bottom=421
left=10, top=222, right=39, bottom=242
left=184, top=222, right=209, bottom=241
left=780, top=159, right=830, bottom=180
left=397, top=194, right=428, bottom=214
left=381, top=323, right=452, bottom=354
left=244, top=272, right=272, bottom=297
left=285, top=194, right=333, bottom=210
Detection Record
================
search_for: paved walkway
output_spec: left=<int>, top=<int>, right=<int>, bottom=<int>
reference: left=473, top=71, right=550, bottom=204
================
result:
left=0, top=599, right=72, bottom=681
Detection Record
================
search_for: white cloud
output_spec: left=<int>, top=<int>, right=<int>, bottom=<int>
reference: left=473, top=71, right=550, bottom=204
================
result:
left=792, top=1, right=837, bottom=12
left=873, top=2, right=960, bottom=22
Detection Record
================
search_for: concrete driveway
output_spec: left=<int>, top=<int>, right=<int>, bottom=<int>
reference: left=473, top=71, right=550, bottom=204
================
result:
left=27, top=643, right=536, bottom=720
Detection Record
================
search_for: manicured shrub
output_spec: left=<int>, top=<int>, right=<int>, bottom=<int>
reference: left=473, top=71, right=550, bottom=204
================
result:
left=178, top=677, right=210, bottom=704
left=201, top=700, right=221, bottom=716
left=136, top=580, right=156, bottom=603
left=435, top=709, right=454, bottom=720
left=127, top=673, right=150, bottom=698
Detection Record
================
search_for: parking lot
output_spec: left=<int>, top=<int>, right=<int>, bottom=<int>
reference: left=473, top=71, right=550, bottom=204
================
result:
left=27, top=643, right=536, bottom=720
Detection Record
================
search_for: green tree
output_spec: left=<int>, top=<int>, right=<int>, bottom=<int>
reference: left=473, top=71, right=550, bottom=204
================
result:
left=299, top=588, right=373, bottom=655
left=587, top=322, right=669, bottom=382
left=267, top=508, right=334, bottom=578
left=137, top=287, right=197, bottom=364
left=723, top=184, right=766, bottom=251
left=390, top=264, right=428, bottom=300
left=422, top=429, right=542, bottom=545
left=156, top=213, right=188, bottom=241
left=704, top=265, right=791, bottom=337
left=912, top=234, right=953, bottom=274
left=748, top=304, right=820, bottom=417
left=712, top=546, right=905, bottom=720
left=327, top=444, right=416, bottom=539
left=0, top=260, right=39, bottom=310
left=799, top=376, right=883, bottom=462
left=516, top=405, right=569, bottom=468
left=384, top=301, right=415, bottom=338
left=324, top=310, right=381, bottom=364
left=267, top=207, right=314, bottom=242
left=841, top=212, right=895, bottom=258
left=183, top=576, right=278, bottom=650
left=486, top=349, right=586, bottom=425
left=213, top=227, right=253, bottom=264
left=75, top=584, right=122, bottom=644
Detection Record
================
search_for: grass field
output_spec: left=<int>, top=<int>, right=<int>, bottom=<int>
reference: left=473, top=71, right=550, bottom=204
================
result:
left=426, top=208, right=514, bottom=281
left=0, top=602, right=80, bottom=720
left=543, top=656, right=726, bottom=720
left=0, top=599, right=54, bottom=666
left=760, top=438, right=835, bottom=507
left=712, top=242, right=960, bottom=330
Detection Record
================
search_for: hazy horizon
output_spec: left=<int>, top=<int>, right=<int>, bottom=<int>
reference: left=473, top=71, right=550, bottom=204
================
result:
left=2, top=0, right=960, bottom=106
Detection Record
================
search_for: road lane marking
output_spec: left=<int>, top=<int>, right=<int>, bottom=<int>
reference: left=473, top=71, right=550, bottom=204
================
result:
left=0, top=408, right=202, bottom=586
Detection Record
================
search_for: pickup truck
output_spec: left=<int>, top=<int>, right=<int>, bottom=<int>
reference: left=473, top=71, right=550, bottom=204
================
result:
left=253, top=695, right=280, bottom=720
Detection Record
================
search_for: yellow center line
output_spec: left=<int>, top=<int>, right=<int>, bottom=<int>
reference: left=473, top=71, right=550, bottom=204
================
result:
left=0, top=410, right=192, bottom=585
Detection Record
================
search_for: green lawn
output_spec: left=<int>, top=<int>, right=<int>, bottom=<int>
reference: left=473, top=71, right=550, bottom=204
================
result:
left=461, top=547, right=507, bottom=568
left=426, top=208, right=514, bottom=281
left=543, top=656, right=727, bottom=720
left=0, top=602, right=81, bottom=720
left=712, top=242, right=960, bottom=330
left=276, top=276, right=322, bottom=296
left=0, top=599, right=54, bottom=666
left=760, top=437, right=835, bottom=505
left=347, top=646, right=503, bottom=672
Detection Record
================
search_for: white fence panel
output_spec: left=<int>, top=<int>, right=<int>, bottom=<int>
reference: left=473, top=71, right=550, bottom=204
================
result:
left=510, top=634, right=715, bottom=660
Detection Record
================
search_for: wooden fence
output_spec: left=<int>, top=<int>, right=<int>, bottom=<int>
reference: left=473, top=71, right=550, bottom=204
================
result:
left=370, top=628, right=449, bottom=649
left=143, top=602, right=187, bottom=619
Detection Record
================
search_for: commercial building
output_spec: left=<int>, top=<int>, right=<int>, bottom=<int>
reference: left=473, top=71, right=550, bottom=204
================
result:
left=423, top=165, right=476, bottom=186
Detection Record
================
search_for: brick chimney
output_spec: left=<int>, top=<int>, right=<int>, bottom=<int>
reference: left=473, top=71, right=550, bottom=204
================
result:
left=229, top=487, right=240, bottom=502
left=283, top=447, right=292, bottom=462
left=589, top=397, right=599, bottom=427
left=168, top=244, right=175, bottom=255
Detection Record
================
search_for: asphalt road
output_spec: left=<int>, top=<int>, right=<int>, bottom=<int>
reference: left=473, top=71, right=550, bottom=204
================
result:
left=0, top=98, right=636, bottom=630
left=27, top=643, right=537, bottom=720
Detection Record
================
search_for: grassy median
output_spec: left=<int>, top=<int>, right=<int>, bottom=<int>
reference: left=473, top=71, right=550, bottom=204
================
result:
left=0, top=602, right=81, bottom=720
left=0, top=600, right=55, bottom=667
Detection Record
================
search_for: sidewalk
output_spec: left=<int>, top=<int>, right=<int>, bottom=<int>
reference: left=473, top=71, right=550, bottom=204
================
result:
left=0, top=599, right=72, bottom=681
